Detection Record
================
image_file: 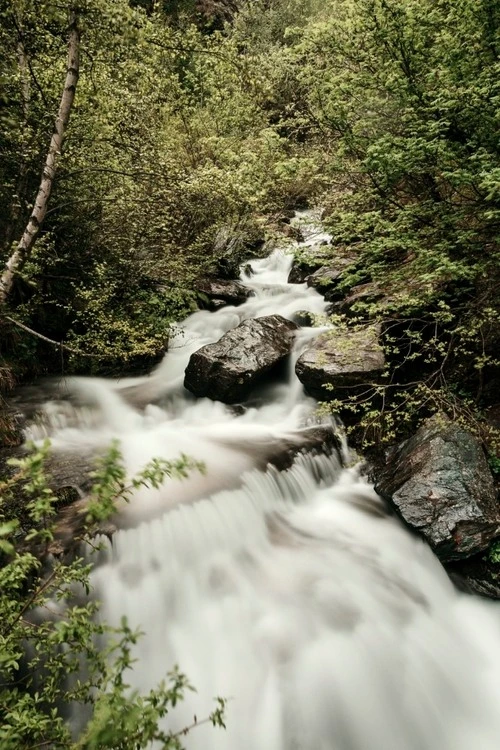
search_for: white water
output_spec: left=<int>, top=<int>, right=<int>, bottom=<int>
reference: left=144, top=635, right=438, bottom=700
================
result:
left=24, top=212, right=500, bottom=749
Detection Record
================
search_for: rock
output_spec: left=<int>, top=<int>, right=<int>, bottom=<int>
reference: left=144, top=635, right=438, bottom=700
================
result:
left=215, top=256, right=241, bottom=280
left=0, top=441, right=94, bottom=558
left=295, top=324, right=385, bottom=399
left=270, top=425, right=342, bottom=471
left=447, top=553, right=500, bottom=600
left=196, top=278, right=251, bottom=310
left=307, top=265, right=343, bottom=290
left=46, top=451, right=95, bottom=495
left=184, top=315, right=299, bottom=403
left=288, top=246, right=332, bottom=284
left=277, top=210, right=296, bottom=224
left=0, top=443, right=94, bottom=496
left=214, top=424, right=343, bottom=474
left=207, top=298, right=227, bottom=310
left=328, top=282, right=385, bottom=317
left=292, top=310, right=317, bottom=326
left=212, top=224, right=266, bottom=280
left=243, top=263, right=254, bottom=277
left=375, top=414, right=500, bottom=561
left=0, top=409, right=25, bottom=448
left=281, top=224, right=305, bottom=243
left=288, top=259, right=318, bottom=284
left=265, top=425, right=343, bottom=473
left=306, top=257, right=357, bottom=301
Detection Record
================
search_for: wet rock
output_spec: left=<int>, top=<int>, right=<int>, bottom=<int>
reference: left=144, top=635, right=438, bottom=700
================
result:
left=447, top=553, right=500, bottom=600
left=288, top=259, right=318, bottom=284
left=0, top=443, right=94, bottom=496
left=196, top=278, right=251, bottom=310
left=375, top=414, right=500, bottom=561
left=277, top=210, right=296, bottom=224
left=295, top=324, right=385, bottom=399
left=243, top=263, right=254, bottom=277
left=292, top=310, right=317, bottom=326
left=265, top=425, right=343, bottom=472
left=0, top=409, right=25, bottom=448
left=328, top=282, right=385, bottom=317
left=215, top=256, right=241, bottom=280
left=184, top=315, right=299, bottom=403
left=0, top=441, right=94, bottom=558
left=46, top=451, right=95, bottom=495
left=281, top=224, right=305, bottom=243
left=207, top=298, right=227, bottom=310
left=306, top=257, right=357, bottom=301
left=212, top=423, right=343, bottom=474
left=212, top=224, right=266, bottom=279
left=288, top=247, right=331, bottom=284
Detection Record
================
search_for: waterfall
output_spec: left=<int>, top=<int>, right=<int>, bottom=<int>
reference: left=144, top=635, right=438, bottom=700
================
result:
left=23, top=210, right=500, bottom=749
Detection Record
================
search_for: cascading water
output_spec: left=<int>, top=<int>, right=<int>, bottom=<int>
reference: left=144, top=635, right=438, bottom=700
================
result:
left=22, top=212, right=500, bottom=749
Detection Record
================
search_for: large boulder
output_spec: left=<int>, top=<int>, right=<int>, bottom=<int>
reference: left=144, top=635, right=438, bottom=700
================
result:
left=196, top=278, right=251, bottom=310
left=295, top=324, right=385, bottom=399
left=375, top=414, right=500, bottom=561
left=184, top=315, right=299, bottom=403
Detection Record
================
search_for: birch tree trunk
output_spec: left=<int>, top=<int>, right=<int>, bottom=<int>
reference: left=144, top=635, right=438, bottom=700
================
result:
left=0, top=6, right=80, bottom=305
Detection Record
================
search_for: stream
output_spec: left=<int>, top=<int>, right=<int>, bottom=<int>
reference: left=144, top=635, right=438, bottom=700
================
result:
left=23, top=213, right=500, bottom=749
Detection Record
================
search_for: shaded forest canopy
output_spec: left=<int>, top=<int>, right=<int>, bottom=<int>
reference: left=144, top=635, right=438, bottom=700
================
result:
left=0, top=0, right=499, bottom=449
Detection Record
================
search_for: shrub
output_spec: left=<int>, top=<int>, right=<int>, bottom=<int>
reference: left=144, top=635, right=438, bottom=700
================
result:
left=0, top=440, right=225, bottom=749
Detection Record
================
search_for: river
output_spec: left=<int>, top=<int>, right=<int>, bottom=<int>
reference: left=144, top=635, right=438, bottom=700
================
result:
left=24, top=212, right=500, bottom=749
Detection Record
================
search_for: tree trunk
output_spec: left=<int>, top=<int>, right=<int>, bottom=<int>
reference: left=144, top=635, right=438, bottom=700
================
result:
left=17, top=34, right=31, bottom=120
left=0, top=6, right=80, bottom=305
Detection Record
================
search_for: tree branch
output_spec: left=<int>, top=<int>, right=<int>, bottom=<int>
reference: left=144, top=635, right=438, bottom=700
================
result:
left=4, top=316, right=109, bottom=360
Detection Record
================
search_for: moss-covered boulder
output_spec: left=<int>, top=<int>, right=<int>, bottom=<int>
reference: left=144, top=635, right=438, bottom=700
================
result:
left=295, top=324, right=385, bottom=399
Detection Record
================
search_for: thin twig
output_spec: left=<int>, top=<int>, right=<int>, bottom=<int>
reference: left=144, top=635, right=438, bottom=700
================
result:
left=4, top=315, right=106, bottom=359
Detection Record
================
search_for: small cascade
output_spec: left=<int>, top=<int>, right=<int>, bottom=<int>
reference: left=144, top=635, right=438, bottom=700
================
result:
left=18, top=210, right=500, bottom=750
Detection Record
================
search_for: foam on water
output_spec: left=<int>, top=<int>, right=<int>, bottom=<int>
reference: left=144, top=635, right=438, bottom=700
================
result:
left=91, top=456, right=500, bottom=750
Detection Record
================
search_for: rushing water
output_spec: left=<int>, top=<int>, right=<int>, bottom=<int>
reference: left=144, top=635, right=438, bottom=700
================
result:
left=23, top=213, right=500, bottom=749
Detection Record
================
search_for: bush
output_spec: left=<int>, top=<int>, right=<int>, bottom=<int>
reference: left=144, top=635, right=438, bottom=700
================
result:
left=0, top=440, right=225, bottom=749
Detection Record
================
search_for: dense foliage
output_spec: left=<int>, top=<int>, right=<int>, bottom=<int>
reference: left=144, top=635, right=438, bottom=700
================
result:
left=291, top=0, right=500, bottom=448
left=0, top=0, right=325, bottom=377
